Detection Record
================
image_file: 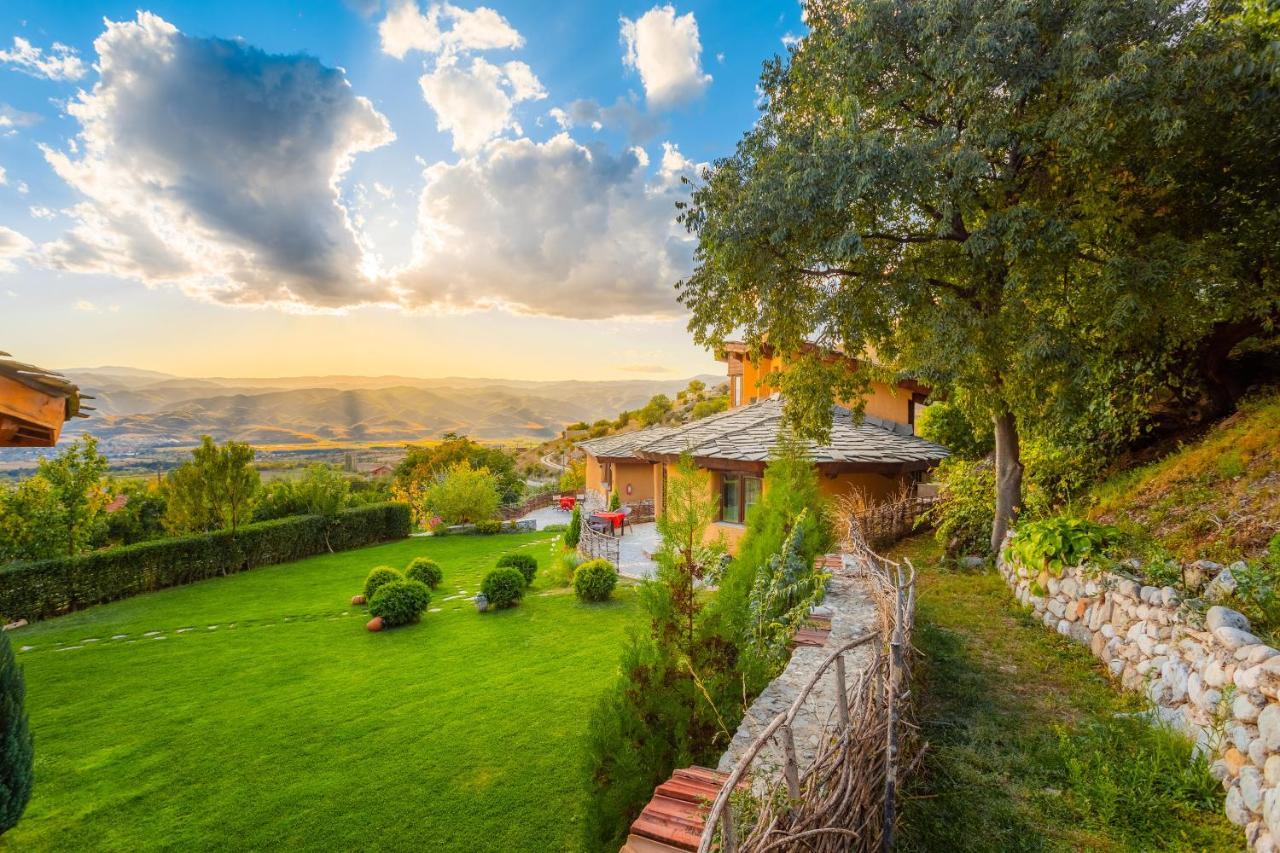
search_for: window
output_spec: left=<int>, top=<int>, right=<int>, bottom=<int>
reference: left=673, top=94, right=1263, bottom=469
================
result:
left=719, top=473, right=763, bottom=524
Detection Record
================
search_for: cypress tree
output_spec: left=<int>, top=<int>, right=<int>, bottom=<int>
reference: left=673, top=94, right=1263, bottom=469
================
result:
left=0, top=632, right=32, bottom=834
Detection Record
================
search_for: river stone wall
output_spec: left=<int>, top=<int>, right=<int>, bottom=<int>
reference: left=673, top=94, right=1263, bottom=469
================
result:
left=999, top=545, right=1280, bottom=850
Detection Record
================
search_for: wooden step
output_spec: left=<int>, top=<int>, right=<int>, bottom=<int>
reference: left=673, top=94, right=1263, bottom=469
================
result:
left=628, top=767, right=730, bottom=851
left=791, top=625, right=831, bottom=648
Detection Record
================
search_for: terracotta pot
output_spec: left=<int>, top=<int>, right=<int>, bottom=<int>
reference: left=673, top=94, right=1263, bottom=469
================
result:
left=351, top=594, right=366, bottom=605
left=366, top=616, right=384, bottom=632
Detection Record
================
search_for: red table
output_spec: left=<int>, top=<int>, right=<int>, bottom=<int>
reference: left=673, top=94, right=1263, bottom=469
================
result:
left=593, top=511, right=626, bottom=534
left=558, top=496, right=577, bottom=511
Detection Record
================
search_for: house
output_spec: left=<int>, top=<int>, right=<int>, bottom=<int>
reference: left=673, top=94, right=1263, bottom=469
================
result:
left=577, top=343, right=947, bottom=549
left=0, top=353, right=86, bottom=447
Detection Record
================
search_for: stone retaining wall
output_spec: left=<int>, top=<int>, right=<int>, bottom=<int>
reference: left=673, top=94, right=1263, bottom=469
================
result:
left=999, top=545, right=1280, bottom=850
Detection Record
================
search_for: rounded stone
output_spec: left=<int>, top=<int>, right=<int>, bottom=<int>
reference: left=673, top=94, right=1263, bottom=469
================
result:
left=1258, top=703, right=1280, bottom=750
left=1242, top=766, right=1265, bottom=812
left=1208, top=605, right=1252, bottom=633
left=1236, top=694, right=1265, bottom=722
left=1216, top=626, right=1262, bottom=651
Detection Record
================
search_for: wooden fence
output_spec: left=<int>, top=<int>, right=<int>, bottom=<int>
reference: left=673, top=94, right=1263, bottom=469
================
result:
left=851, top=495, right=936, bottom=550
left=697, top=525, right=916, bottom=853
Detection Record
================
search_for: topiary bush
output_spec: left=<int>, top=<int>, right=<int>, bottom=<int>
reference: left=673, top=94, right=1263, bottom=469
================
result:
left=475, top=519, right=503, bottom=535
left=481, top=567, right=526, bottom=609
left=574, top=559, right=618, bottom=603
left=368, top=579, right=432, bottom=627
left=364, top=566, right=403, bottom=600
left=496, top=552, right=538, bottom=585
left=405, top=557, right=443, bottom=589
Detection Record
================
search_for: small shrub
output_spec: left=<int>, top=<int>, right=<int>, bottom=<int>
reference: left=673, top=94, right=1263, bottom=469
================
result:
left=608, top=489, right=621, bottom=511
left=574, top=559, right=618, bottom=602
left=481, top=567, right=526, bottom=609
left=546, top=548, right=582, bottom=587
left=369, top=579, right=432, bottom=627
left=1005, top=516, right=1117, bottom=578
left=565, top=505, right=582, bottom=547
left=1229, top=533, right=1280, bottom=636
left=475, top=519, right=503, bottom=535
left=496, top=552, right=538, bottom=585
left=405, top=557, right=443, bottom=589
left=364, top=566, right=403, bottom=600
left=931, top=457, right=996, bottom=556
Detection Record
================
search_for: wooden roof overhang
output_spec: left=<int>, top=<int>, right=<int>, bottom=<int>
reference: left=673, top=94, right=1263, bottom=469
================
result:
left=634, top=451, right=940, bottom=477
left=0, top=357, right=86, bottom=448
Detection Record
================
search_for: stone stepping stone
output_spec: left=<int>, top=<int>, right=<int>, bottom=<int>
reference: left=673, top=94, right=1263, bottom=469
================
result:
left=19, top=646, right=33, bottom=652
left=56, top=645, right=84, bottom=652
left=112, top=634, right=127, bottom=639
left=143, top=631, right=161, bottom=637
left=428, top=607, right=442, bottom=613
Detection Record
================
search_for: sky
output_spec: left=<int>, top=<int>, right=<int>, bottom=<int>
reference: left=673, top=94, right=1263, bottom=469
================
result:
left=0, top=0, right=802, bottom=380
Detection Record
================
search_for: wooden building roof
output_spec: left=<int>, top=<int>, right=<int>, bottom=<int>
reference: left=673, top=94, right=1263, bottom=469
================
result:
left=0, top=353, right=87, bottom=447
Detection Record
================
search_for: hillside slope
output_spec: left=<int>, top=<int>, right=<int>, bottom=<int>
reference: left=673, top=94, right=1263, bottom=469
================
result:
left=1090, top=391, right=1280, bottom=563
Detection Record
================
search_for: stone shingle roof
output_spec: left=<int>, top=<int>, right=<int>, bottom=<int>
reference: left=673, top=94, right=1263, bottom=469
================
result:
left=577, top=425, right=677, bottom=459
left=581, top=396, right=948, bottom=471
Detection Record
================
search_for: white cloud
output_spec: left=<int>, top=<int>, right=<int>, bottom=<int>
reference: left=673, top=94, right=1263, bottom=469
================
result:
left=0, top=165, right=5, bottom=185
left=0, top=36, right=86, bottom=81
left=0, top=226, right=33, bottom=272
left=620, top=5, right=711, bottom=109
left=40, top=12, right=395, bottom=310
left=15, top=181, right=27, bottom=195
left=29, top=205, right=55, bottom=220
left=379, top=1, right=522, bottom=59
left=395, top=133, right=697, bottom=318
left=418, top=56, right=544, bottom=153
left=74, top=299, right=97, bottom=312
left=548, top=95, right=663, bottom=142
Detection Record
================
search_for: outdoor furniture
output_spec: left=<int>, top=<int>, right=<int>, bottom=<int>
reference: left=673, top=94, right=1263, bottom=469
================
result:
left=619, top=505, right=634, bottom=535
left=586, top=515, right=612, bottom=535
left=593, top=510, right=626, bottom=536
left=558, top=495, right=577, bottom=511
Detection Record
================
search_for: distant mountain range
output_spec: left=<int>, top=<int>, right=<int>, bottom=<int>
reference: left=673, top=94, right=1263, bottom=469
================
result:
left=55, top=367, right=721, bottom=451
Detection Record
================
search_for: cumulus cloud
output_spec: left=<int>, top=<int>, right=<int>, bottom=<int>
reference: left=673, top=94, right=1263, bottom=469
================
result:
left=0, top=166, right=5, bottom=185
left=0, top=36, right=86, bottom=81
left=40, top=12, right=395, bottom=310
left=0, top=104, right=41, bottom=131
left=394, top=133, right=697, bottom=318
left=620, top=5, right=711, bottom=109
left=549, top=95, right=664, bottom=142
left=419, top=56, right=545, bottom=153
left=0, top=225, right=33, bottom=272
left=379, top=1, right=522, bottom=58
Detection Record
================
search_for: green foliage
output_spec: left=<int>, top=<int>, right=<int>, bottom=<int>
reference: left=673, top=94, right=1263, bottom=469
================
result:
left=0, top=477, right=66, bottom=564
left=1005, top=517, right=1117, bottom=578
left=1227, top=534, right=1280, bottom=636
left=405, top=557, right=443, bottom=589
left=917, top=401, right=993, bottom=460
left=0, top=632, right=32, bottom=835
left=481, top=567, right=525, bottom=609
left=394, top=435, right=523, bottom=508
left=368, top=579, right=431, bottom=627
left=638, top=394, right=672, bottom=426
left=0, top=503, right=411, bottom=622
left=564, top=505, right=581, bottom=548
left=103, top=479, right=167, bottom=546
left=496, top=552, right=537, bottom=585
left=420, top=461, right=500, bottom=526
left=712, top=434, right=830, bottom=652
left=558, top=458, right=586, bottom=494
left=1022, top=439, right=1104, bottom=520
left=0, top=436, right=109, bottom=563
left=690, top=396, right=729, bottom=420
left=474, top=519, right=502, bottom=535
left=164, top=436, right=260, bottom=535
left=607, top=489, right=621, bottom=511
left=546, top=548, right=581, bottom=587
left=932, top=458, right=996, bottom=557
left=573, top=559, right=618, bottom=603
left=363, top=566, right=404, bottom=601
left=746, top=510, right=828, bottom=673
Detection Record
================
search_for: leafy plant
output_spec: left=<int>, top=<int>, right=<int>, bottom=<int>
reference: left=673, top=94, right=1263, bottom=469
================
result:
left=564, top=505, right=581, bottom=548
left=418, top=461, right=500, bottom=526
left=931, top=457, right=996, bottom=557
left=364, top=566, right=403, bottom=600
left=574, top=559, right=618, bottom=602
left=496, top=552, right=537, bottom=585
left=747, top=509, right=828, bottom=673
left=608, top=489, right=621, bottom=511
left=368, top=579, right=431, bottom=627
left=480, top=568, right=525, bottom=609
left=405, top=557, right=443, bottom=589
left=546, top=548, right=580, bottom=587
left=474, top=519, right=502, bottom=535
left=1228, top=533, right=1280, bottom=635
left=1005, top=517, right=1117, bottom=578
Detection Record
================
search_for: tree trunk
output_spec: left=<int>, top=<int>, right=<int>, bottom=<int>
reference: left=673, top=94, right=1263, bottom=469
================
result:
left=990, top=409, right=1023, bottom=554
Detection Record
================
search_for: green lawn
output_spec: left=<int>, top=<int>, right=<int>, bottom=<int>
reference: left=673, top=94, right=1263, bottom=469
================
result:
left=2, top=532, right=641, bottom=852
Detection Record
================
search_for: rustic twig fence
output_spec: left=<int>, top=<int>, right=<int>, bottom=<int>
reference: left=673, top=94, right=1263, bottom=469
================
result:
left=851, top=495, right=935, bottom=550
left=696, top=524, right=916, bottom=853
left=577, top=518, right=620, bottom=565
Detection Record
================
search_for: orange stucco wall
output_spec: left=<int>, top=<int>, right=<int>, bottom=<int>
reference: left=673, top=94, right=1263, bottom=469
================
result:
left=585, top=455, right=605, bottom=498
left=734, top=352, right=913, bottom=426
left=585, top=456, right=657, bottom=504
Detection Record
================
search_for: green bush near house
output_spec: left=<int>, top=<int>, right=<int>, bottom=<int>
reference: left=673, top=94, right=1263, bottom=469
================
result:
left=363, top=566, right=403, bottom=600
left=931, top=457, right=997, bottom=557
left=369, top=579, right=432, bottom=627
left=573, top=559, right=618, bottom=603
left=405, top=557, right=443, bottom=589
left=496, top=552, right=537, bottom=585
left=565, top=505, right=582, bottom=548
left=0, top=502, right=411, bottom=623
left=481, top=567, right=526, bottom=609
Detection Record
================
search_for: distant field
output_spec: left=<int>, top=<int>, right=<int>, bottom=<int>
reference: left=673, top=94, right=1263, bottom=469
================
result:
left=4, top=532, right=640, bottom=851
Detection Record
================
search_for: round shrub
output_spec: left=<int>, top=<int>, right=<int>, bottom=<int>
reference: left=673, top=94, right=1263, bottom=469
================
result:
left=369, top=579, right=432, bottom=627
left=481, top=567, right=526, bottom=609
left=405, top=557, right=443, bottom=589
left=496, top=552, right=538, bottom=585
left=364, top=566, right=403, bottom=600
left=574, top=559, right=618, bottom=603
left=475, top=519, right=503, bottom=535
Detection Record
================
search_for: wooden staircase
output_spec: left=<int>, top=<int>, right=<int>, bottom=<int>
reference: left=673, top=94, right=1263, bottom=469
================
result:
left=622, top=766, right=729, bottom=852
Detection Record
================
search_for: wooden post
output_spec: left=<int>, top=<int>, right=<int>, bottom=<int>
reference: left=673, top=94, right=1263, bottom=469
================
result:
left=835, top=653, right=850, bottom=729
left=779, top=723, right=801, bottom=802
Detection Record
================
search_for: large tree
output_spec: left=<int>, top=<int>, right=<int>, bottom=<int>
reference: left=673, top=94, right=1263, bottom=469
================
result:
left=394, top=435, right=523, bottom=507
left=679, top=0, right=1196, bottom=551
left=164, top=437, right=260, bottom=534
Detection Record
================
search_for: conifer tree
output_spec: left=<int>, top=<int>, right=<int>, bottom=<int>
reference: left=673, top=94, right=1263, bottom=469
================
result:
left=0, top=633, right=32, bottom=835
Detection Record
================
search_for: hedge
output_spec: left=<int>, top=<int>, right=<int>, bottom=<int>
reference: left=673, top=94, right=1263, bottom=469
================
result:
left=0, top=502, right=412, bottom=623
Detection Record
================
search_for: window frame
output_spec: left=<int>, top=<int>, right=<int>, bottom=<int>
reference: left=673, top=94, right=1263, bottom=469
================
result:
left=719, top=472, right=763, bottom=524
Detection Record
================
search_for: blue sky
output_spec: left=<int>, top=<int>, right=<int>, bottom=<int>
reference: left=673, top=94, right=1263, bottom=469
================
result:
left=0, top=1, right=801, bottom=379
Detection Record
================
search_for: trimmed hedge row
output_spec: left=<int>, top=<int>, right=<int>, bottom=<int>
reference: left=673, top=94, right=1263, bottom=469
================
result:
left=0, top=502, right=412, bottom=622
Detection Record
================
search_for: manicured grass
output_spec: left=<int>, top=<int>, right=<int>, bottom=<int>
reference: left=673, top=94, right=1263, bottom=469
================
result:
left=3, top=532, right=640, bottom=851
left=892, top=535, right=1240, bottom=852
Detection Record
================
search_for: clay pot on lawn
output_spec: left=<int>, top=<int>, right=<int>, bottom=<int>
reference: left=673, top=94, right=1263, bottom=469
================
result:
left=366, top=616, right=384, bottom=632
left=351, top=594, right=366, bottom=605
